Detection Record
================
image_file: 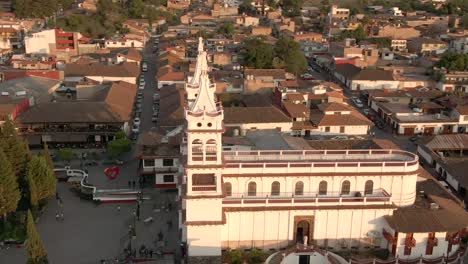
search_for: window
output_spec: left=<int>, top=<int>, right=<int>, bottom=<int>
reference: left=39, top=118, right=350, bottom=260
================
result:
left=340, top=126, right=345, bottom=133
left=163, top=159, right=174, bottom=167
left=325, top=127, right=330, bottom=132
left=271, top=181, right=280, bottom=196
left=248, top=182, right=257, bottom=196
left=295, top=181, right=304, bottom=196
left=224, top=182, right=232, bottom=196
left=364, top=180, right=374, bottom=195
left=207, top=122, right=212, bottom=127
left=144, top=159, right=155, bottom=167
left=163, top=175, right=174, bottom=183
left=197, top=122, right=202, bottom=127
left=464, top=116, right=468, bottom=121
left=192, top=174, right=215, bottom=186
left=341, top=180, right=350, bottom=195
left=318, top=181, right=327, bottom=195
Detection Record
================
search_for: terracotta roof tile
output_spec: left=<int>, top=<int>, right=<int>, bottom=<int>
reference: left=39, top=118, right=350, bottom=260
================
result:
left=224, top=106, right=291, bottom=124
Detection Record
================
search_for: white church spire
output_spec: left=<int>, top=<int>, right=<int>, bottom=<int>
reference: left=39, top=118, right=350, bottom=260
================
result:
left=188, top=37, right=207, bottom=87
left=190, top=69, right=217, bottom=113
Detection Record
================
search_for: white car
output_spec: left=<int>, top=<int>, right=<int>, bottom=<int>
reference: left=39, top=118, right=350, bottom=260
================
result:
left=132, top=124, right=140, bottom=133
left=139, top=83, right=145, bottom=90
left=331, top=135, right=349, bottom=140
left=133, top=118, right=141, bottom=126
left=354, top=99, right=364, bottom=108
left=142, top=62, right=148, bottom=72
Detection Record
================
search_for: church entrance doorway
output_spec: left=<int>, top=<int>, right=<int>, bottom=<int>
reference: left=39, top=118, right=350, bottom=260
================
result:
left=293, top=216, right=314, bottom=246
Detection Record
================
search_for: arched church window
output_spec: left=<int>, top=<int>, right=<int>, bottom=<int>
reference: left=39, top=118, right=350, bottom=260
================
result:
left=295, top=181, right=304, bottom=196
left=271, top=181, right=280, bottom=196
left=224, top=182, right=232, bottom=196
left=341, top=180, right=351, bottom=195
left=247, top=182, right=256, bottom=196
left=364, top=180, right=374, bottom=195
left=318, top=181, right=327, bottom=195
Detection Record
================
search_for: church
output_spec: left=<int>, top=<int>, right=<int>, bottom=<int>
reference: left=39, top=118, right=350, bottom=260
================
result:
left=179, top=38, right=467, bottom=263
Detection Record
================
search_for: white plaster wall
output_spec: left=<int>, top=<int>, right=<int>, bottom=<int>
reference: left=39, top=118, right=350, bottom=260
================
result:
left=186, top=198, right=223, bottom=221
left=351, top=80, right=399, bottom=91
left=85, top=76, right=137, bottom=84
left=445, top=172, right=459, bottom=191
left=221, top=208, right=393, bottom=249
left=416, top=146, right=433, bottom=164
left=317, top=125, right=369, bottom=135
left=225, top=122, right=292, bottom=132
left=187, top=225, right=222, bottom=256
left=25, top=29, right=55, bottom=54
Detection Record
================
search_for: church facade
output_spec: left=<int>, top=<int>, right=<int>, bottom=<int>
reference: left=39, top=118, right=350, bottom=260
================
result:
left=179, top=38, right=467, bottom=263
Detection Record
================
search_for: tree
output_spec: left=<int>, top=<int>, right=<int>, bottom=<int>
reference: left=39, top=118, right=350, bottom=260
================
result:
left=0, top=119, right=29, bottom=178
left=107, top=133, right=132, bottom=158
left=26, top=210, right=48, bottom=264
left=58, top=148, right=74, bottom=163
left=128, top=0, right=145, bottom=18
left=27, top=156, right=56, bottom=207
left=41, top=144, right=54, bottom=170
left=337, top=25, right=367, bottom=42
left=437, top=53, right=468, bottom=71
left=284, top=48, right=308, bottom=75
left=0, top=148, right=21, bottom=219
left=218, top=22, right=235, bottom=37
left=274, top=38, right=307, bottom=75
left=243, top=38, right=274, bottom=69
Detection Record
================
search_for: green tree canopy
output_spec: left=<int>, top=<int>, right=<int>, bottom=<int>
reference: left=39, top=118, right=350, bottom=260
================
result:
left=337, top=25, right=367, bottom=42
left=218, top=22, right=235, bottom=37
left=41, top=144, right=54, bottom=170
left=243, top=38, right=274, bottom=69
left=0, top=120, right=29, bottom=178
left=273, top=38, right=307, bottom=75
left=26, top=210, right=48, bottom=264
left=128, top=0, right=145, bottom=18
left=107, top=134, right=132, bottom=158
left=437, top=53, right=468, bottom=71
left=0, top=148, right=21, bottom=217
left=27, top=156, right=56, bottom=207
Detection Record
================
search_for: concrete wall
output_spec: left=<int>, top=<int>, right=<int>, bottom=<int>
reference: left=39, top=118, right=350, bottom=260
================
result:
left=351, top=80, right=399, bottom=91
left=25, top=29, right=55, bottom=54
left=225, top=122, right=292, bottom=133
left=394, top=232, right=458, bottom=259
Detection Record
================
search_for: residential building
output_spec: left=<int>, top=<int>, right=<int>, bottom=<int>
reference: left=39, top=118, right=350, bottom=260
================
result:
left=0, top=26, right=22, bottom=49
left=235, top=15, right=259, bottom=27
left=16, top=81, right=137, bottom=146
left=104, top=37, right=145, bottom=49
left=449, top=36, right=468, bottom=54
left=407, top=38, right=448, bottom=55
left=243, top=69, right=286, bottom=94
left=251, top=26, right=272, bottom=36
left=391, top=39, right=407, bottom=52
left=25, top=29, right=82, bottom=58
left=334, top=64, right=399, bottom=91
left=211, top=3, right=238, bottom=17
left=64, top=62, right=140, bottom=84
left=138, top=130, right=181, bottom=188
left=436, top=70, right=468, bottom=93
left=417, top=134, right=468, bottom=203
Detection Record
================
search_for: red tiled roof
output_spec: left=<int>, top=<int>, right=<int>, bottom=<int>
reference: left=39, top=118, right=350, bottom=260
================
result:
left=159, top=71, right=185, bottom=82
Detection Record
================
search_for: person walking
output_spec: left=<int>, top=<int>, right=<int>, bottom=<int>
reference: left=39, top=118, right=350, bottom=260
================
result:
left=132, top=181, right=136, bottom=188
left=149, top=249, right=153, bottom=258
left=117, top=205, right=121, bottom=213
left=55, top=212, right=60, bottom=221
left=128, top=181, right=131, bottom=188
left=60, top=212, right=64, bottom=221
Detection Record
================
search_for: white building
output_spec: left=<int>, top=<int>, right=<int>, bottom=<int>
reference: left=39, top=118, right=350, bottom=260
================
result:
left=104, top=38, right=144, bottom=49
left=24, top=29, right=56, bottom=54
left=179, top=39, right=468, bottom=264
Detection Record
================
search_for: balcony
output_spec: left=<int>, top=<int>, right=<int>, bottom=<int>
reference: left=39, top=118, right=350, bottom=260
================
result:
left=427, top=237, right=438, bottom=246
left=17, top=126, right=122, bottom=134
left=222, top=189, right=391, bottom=207
left=222, top=149, right=419, bottom=175
left=405, top=237, right=416, bottom=248
left=140, top=167, right=179, bottom=174
left=192, top=185, right=216, bottom=191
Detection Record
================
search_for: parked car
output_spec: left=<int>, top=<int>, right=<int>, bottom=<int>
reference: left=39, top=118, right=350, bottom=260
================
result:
left=300, top=73, right=315, bottom=80
left=139, top=83, right=145, bottom=90
left=133, top=117, right=141, bottom=126
left=142, top=62, right=148, bottom=72
left=354, top=99, right=364, bottom=108
left=331, top=135, right=349, bottom=140
left=153, top=94, right=160, bottom=100
left=132, top=124, right=140, bottom=133
left=152, top=116, right=158, bottom=122
left=139, top=75, right=145, bottom=83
